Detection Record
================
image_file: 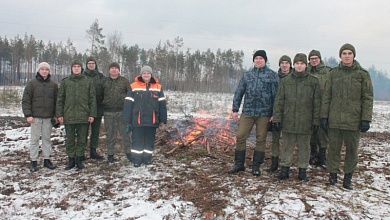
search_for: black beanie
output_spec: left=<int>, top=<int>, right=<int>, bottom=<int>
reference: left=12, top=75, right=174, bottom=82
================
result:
left=279, top=55, right=292, bottom=65
left=339, top=43, right=356, bottom=58
left=308, top=50, right=322, bottom=60
left=253, top=50, right=267, bottom=62
left=109, top=62, right=120, bottom=71
left=293, top=53, right=308, bottom=65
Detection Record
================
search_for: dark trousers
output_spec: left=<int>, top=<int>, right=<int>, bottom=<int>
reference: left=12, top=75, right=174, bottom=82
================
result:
left=87, top=116, right=102, bottom=149
left=131, top=127, right=157, bottom=164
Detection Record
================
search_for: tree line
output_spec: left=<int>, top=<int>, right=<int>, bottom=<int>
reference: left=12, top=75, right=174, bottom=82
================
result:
left=1, top=19, right=389, bottom=99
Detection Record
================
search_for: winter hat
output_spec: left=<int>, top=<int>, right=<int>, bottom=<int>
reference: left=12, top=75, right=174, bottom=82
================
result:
left=308, top=50, right=322, bottom=60
left=253, top=50, right=268, bottom=62
left=141, top=65, right=153, bottom=74
left=339, top=43, right=356, bottom=58
left=38, top=62, right=50, bottom=72
left=109, top=62, right=120, bottom=71
left=71, top=59, right=83, bottom=68
left=278, top=55, right=292, bottom=65
left=86, top=56, right=96, bottom=65
left=293, top=53, right=308, bottom=65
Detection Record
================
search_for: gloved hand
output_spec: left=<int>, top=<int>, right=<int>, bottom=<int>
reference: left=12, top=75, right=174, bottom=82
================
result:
left=360, top=120, right=370, bottom=132
left=267, top=121, right=273, bottom=132
left=320, top=118, right=328, bottom=130
left=273, top=122, right=282, bottom=132
left=126, top=124, right=132, bottom=133
left=311, top=125, right=319, bottom=134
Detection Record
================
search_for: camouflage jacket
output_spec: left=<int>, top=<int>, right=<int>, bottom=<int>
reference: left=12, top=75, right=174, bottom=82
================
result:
left=22, top=73, right=58, bottom=118
left=232, top=66, right=278, bottom=117
left=273, top=70, right=321, bottom=134
left=83, top=69, right=104, bottom=117
left=321, top=61, right=373, bottom=130
left=308, top=61, right=331, bottom=97
left=56, top=74, right=97, bottom=124
left=278, top=68, right=292, bottom=80
left=102, top=76, right=130, bottom=112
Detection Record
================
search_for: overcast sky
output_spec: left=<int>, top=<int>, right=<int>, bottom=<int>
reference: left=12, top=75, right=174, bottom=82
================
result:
left=1, top=0, right=389, bottom=72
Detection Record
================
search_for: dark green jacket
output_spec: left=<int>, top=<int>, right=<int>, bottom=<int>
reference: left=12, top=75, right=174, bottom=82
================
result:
left=102, top=76, right=130, bottom=112
left=273, top=69, right=321, bottom=134
left=83, top=69, right=104, bottom=117
left=22, top=73, right=58, bottom=118
left=56, top=74, right=97, bottom=124
left=277, top=68, right=291, bottom=80
left=321, top=61, right=373, bottom=130
left=308, top=61, right=331, bottom=97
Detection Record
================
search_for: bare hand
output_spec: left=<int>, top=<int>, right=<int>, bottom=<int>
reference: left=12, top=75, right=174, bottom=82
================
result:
left=232, top=112, right=239, bottom=122
left=58, top=117, right=64, bottom=123
left=26, top=117, right=34, bottom=124
left=88, top=117, right=94, bottom=123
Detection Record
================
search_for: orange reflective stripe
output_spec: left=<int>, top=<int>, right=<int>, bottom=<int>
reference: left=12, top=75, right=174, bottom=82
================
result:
left=152, top=111, right=156, bottom=124
left=138, top=111, right=141, bottom=124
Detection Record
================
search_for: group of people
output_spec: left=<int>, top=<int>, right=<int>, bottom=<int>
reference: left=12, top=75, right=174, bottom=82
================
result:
left=22, top=58, right=167, bottom=171
left=229, top=43, right=374, bottom=190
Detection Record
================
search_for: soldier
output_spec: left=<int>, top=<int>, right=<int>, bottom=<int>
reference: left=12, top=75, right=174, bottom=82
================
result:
left=307, top=50, right=331, bottom=167
left=273, top=53, right=320, bottom=181
left=22, top=62, right=58, bottom=172
left=321, top=43, right=373, bottom=189
left=229, top=50, right=279, bottom=176
left=268, top=55, right=292, bottom=172
left=102, top=62, right=132, bottom=163
left=83, top=56, right=104, bottom=160
left=56, top=60, right=97, bottom=170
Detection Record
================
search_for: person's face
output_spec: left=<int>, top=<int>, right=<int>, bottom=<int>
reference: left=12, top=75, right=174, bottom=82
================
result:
left=340, top=50, right=354, bottom=66
left=294, top=62, right=306, bottom=73
left=87, top=61, right=96, bottom=70
left=38, top=67, right=50, bottom=79
left=253, top=56, right=266, bottom=68
left=141, top=71, right=152, bottom=82
left=279, top=61, right=291, bottom=74
left=109, top=67, right=120, bottom=78
left=72, top=65, right=82, bottom=75
left=309, top=56, right=321, bottom=67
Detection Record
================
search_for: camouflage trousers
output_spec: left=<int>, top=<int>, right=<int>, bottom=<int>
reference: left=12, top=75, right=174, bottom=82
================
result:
left=327, top=128, right=360, bottom=174
left=280, top=132, right=311, bottom=168
left=235, top=114, right=269, bottom=152
left=310, top=127, right=329, bottom=148
left=64, top=123, right=89, bottom=157
left=86, top=116, right=102, bottom=149
left=104, top=112, right=132, bottom=156
left=271, top=130, right=282, bottom=157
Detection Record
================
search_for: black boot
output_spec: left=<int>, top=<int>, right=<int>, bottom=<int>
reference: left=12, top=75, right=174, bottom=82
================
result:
left=30, top=161, right=38, bottom=172
left=79, top=155, right=86, bottom=161
left=309, top=145, right=318, bottom=165
left=90, top=148, right=103, bottom=160
left=298, top=168, right=308, bottom=181
left=228, top=150, right=246, bottom=173
left=107, top=155, right=114, bottom=164
left=343, top=173, right=353, bottom=190
left=326, top=173, right=338, bottom=186
left=252, top=151, right=265, bottom=176
left=64, top=157, right=76, bottom=170
left=76, top=157, right=85, bottom=169
left=267, top=156, right=279, bottom=172
left=43, top=159, right=56, bottom=170
left=317, top=148, right=327, bottom=167
left=126, top=153, right=132, bottom=162
left=276, top=166, right=290, bottom=180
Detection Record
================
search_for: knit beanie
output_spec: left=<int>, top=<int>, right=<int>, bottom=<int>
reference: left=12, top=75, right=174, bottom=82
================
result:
left=308, top=50, right=322, bottom=60
left=38, top=62, right=50, bottom=72
left=339, top=43, right=356, bottom=58
left=72, top=59, right=83, bottom=68
left=109, top=62, right=120, bottom=71
left=86, top=56, right=96, bottom=65
left=278, top=55, right=292, bottom=66
left=253, top=50, right=268, bottom=62
left=141, top=65, right=153, bottom=74
left=293, top=53, right=308, bottom=65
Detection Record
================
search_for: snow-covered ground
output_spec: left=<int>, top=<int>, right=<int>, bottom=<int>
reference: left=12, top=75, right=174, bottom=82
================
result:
left=0, top=88, right=389, bottom=219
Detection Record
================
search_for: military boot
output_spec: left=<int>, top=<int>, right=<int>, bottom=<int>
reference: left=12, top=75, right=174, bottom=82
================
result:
left=343, top=173, right=353, bottom=190
left=107, top=155, right=114, bottom=164
left=228, top=150, right=246, bottom=173
left=309, top=145, right=318, bottom=165
left=126, top=153, right=132, bottom=162
left=298, top=168, right=308, bottom=181
left=30, top=161, right=38, bottom=172
left=76, top=157, right=85, bottom=169
left=64, top=157, right=76, bottom=170
left=43, top=159, right=56, bottom=170
left=90, top=148, right=103, bottom=160
left=276, top=166, right=290, bottom=180
left=317, top=148, right=327, bottom=167
left=267, top=156, right=279, bottom=172
left=252, top=151, right=264, bottom=176
left=326, top=173, right=338, bottom=186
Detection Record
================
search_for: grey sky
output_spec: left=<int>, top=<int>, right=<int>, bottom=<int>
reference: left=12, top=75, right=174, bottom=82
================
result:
left=1, top=0, right=389, bottom=72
